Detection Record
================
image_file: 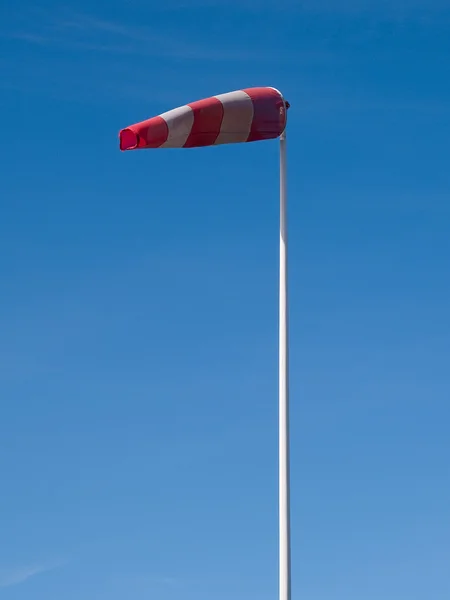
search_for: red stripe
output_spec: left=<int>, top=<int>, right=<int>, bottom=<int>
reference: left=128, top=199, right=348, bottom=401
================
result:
left=120, top=116, right=168, bottom=150
left=120, top=128, right=138, bottom=151
left=142, top=116, right=169, bottom=148
left=243, top=88, right=286, bottom=143
left=183, top=97, right=224, bottom=148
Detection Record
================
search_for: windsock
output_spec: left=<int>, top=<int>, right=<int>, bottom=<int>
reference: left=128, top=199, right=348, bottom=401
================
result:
left=119, top=87, right=288, bottom=151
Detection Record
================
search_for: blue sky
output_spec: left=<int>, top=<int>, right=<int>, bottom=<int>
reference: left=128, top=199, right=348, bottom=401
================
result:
left=1, top=1, right=450, bottom=599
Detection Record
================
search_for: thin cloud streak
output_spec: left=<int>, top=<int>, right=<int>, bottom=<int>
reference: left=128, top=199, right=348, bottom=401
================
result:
left=5, top=11, right=277, bottom=62
left=0, top=562, right=63, bottom=588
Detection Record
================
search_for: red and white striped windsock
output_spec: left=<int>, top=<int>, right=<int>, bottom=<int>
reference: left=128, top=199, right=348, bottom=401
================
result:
left=119, top=87, right=288, bottom=151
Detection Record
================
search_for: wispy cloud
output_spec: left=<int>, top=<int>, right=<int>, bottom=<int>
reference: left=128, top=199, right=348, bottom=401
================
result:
left=5, top=10, right=277, bottom=62
left=0, top=562, right=63, bottom=588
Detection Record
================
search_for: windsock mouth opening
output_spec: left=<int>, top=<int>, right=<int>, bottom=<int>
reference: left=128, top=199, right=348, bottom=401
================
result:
left=119, top=128, right=139, bottom=151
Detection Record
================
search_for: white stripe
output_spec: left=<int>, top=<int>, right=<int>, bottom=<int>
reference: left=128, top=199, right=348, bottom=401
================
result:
left=160, top=105, right=194, bottom=148
left=214, top=90, right=254, bottom=145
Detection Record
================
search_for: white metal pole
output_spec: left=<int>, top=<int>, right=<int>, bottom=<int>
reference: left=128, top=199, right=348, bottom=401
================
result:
left=279, top=129, right=291, bottom=600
